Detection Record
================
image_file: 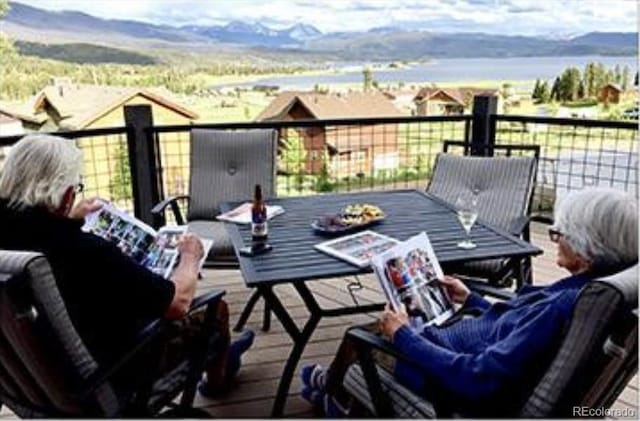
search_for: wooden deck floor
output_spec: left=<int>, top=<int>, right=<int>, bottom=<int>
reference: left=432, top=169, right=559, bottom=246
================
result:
left=1, top=222, right=637, bottom=418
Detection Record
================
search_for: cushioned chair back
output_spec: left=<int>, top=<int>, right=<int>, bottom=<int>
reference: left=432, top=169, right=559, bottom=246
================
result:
left=427, top=154, right=536, bottom=231
left=520, top=264, right=638, bottom=417
left=0, top=251, right=118, bottom=417
left=187, top=129, right=278, bottom=220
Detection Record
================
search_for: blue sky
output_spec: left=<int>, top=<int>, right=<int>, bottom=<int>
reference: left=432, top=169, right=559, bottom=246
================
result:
left=15, top=0, right=639, bottom=36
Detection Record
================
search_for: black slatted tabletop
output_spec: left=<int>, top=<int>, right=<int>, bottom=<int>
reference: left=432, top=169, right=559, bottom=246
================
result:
left=222, top=189, right=542, bottom=287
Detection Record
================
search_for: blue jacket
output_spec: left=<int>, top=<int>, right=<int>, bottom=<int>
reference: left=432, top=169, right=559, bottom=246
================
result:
left=392, top=273, right=591, bottom=416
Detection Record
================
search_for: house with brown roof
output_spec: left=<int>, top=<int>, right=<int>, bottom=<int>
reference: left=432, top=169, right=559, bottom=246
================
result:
left=599, top=83, right=623, bottom=104
left=256, top=91, right=403, bottom=178
left=2, top=78, right=198, bottom=131
left=413, top=86, right=501, bottom=116
left=0, top=79, right=199, bottom=202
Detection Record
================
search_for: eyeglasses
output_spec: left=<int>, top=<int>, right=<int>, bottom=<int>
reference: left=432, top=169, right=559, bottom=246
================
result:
left=74, top=183, right=84, bottom=194
left=548, top=228, right=564, bottom=243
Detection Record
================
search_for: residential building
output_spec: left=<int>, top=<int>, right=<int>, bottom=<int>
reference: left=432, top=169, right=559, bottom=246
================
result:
left=0, top=79, right=199, bottom=200
left=599, top=83, right=623, bottom=104
left=413, top=86, right=501, bottom=116
left=256, top=91, right=403, bottom=178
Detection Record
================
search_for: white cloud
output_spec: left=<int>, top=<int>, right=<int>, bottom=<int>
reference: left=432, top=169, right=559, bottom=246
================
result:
left=12, top=0, right=638, bottom=34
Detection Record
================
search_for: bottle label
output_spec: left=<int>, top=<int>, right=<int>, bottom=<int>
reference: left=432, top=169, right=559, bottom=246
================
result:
left=251, top=209, right=268, bottom=239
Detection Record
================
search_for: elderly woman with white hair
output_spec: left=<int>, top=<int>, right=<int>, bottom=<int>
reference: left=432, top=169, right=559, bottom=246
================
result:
left=0, top=134, right=254, bottom=398
left=301, top=187, right=638, bottom=417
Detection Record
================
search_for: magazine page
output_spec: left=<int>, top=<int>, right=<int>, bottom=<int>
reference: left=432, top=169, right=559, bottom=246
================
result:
left=142, top=226, right=213, bottom=278
left=371, top=232, right=454, bottom=328
left=314, top=230, right=400, bottom=268
left=82, top=200, right=158, bottom=265
left=141, top=226, right=186, bottom=278
left=217, top=202, right=285, bottom=224
left=84, top=203, right=214, bottom=279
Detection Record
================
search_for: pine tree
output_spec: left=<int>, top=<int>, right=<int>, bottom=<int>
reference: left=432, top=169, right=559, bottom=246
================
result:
left=584, top=62, right=596, bottom=97
left=532, top=79, right=541, bottom=101
left=578, top=80, right=585, bottom=99
left=362, top=67, right=373, bottom=92
left=539, top=81, right=551, bottom=103
left=614, top=64, right=622, bottom=85
left=550, top=77, right=561, bottom=102
left=109, top=142, right=132, bottom=201
left=622, top=65, right=630, bottom=91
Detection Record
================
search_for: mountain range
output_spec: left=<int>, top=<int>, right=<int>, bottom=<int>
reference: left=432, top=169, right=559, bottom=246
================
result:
left=2, top=1, right=637, bottom=64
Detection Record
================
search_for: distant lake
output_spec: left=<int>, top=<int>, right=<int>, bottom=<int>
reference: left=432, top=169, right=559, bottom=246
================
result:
left=217, top=55, right=638, bottom=89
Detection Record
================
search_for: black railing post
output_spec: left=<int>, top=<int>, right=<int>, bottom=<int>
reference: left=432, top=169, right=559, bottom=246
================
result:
left=471, top=95, right=498, bottom=156
left=124, top=105, right=163, bottom=227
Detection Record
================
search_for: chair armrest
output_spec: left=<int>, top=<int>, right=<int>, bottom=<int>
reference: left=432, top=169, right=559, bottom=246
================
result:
left=507, top=215, right=531, bottom=237
left=189, top=289, right=225, bottom=313
left=151, top=195, right=190, bottom=226
left=346, top=326, right=426, bottom=369
left=461, top=276, right=516, bottom=301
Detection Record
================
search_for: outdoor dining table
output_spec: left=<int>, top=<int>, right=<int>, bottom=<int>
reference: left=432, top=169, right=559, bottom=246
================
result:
left=220, top=189, right=542, bottom=416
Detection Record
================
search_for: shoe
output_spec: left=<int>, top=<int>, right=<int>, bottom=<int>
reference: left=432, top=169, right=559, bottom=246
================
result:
left=226, top=330, right=255, bottom=381
left=301, top=363, right=326, bottom=391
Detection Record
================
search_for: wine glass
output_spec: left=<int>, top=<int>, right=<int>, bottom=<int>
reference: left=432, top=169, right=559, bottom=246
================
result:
left=456, top=194, right=478, bottom=249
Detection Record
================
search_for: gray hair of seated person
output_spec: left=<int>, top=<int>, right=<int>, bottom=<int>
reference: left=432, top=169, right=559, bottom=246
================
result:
left=553, top=187, right=638, bottom=270
left=0, top=134, right=82, bottom=210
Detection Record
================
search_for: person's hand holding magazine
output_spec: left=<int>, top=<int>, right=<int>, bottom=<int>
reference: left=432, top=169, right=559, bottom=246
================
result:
left=379, top=303, right=409, bottom=339
left=438, top=275, right=470, bottom=305
left=69, top=197, right=103, bottom=220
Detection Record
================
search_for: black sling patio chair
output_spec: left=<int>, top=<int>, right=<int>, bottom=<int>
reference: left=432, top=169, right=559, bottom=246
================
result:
left=341, top=264, right=638, bottom=418
left=427, top=141, right=540, bottom=297
left=0, top=250, right=225, bottom=417
left=151, top=128, right=277, bottom=332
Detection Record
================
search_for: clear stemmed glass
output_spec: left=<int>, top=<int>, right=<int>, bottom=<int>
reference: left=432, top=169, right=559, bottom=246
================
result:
left=456, top=194, right=478, bottom=249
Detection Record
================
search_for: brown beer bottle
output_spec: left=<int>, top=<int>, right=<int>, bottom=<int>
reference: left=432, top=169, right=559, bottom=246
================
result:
left=251, top=184, right=268, bottom=249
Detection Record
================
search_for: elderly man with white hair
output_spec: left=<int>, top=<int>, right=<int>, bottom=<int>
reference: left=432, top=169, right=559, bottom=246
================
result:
left=301, top=187, right=638, bottom=417
left=0, top=134, right=254, bottom=397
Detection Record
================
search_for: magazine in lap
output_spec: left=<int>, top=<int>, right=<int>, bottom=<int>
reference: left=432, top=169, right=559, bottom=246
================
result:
left=371, top=232, right=454, bottom=328
left=82, top=201, right=212, bottom=278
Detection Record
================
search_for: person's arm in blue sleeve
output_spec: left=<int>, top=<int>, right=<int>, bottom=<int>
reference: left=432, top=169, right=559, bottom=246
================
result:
left=462, top=291, right=492, bottom=312
left=392, top=293, right=574, bottom=401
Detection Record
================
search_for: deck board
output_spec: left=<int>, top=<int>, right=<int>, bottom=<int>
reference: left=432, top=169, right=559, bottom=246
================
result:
left=0, top=222, right=636, bottom=418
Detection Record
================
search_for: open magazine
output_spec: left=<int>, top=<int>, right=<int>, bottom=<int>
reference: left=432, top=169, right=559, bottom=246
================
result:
left=371, top=232, right=454, bottom=328
left=217, top=202, right=284, bottom=224
left=314, top=230, right=400, bottom=268
left=82, top=201, right=212, bottom=279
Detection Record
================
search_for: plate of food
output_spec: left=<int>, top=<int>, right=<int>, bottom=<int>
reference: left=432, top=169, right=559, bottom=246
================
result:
left=311, top=204, right=385, bottom=235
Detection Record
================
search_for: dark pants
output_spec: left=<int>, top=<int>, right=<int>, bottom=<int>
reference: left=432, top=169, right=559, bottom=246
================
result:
left=153, top=300, right=232, bottom=390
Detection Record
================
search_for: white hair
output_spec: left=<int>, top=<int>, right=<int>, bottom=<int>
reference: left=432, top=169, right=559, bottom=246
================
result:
left=0, top=134, right=83, bottom=210
left=553, top=187, right=638, bottom=270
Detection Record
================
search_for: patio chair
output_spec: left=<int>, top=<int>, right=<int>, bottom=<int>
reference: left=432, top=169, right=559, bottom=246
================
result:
left=341, top=264, right=638, bottom=418
left=0, top=250, right=225, bottom=417
left=151, top=128, right=277, bottom=332
left=427, top=141, right=540, bottom=295
left=151, top=128, right=278, bottom=268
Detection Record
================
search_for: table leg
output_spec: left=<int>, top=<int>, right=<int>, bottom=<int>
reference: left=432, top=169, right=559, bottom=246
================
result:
left=259, top=285, right=321, bottom=417
left=233, top=289, right=262, bottom=332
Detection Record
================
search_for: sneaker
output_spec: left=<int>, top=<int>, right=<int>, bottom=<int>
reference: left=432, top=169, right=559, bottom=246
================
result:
left=226, top=330, right=255, bottom=381
left=301, top=363, right=326, bottom=391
